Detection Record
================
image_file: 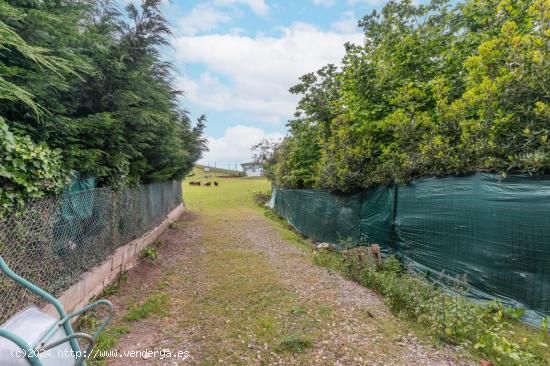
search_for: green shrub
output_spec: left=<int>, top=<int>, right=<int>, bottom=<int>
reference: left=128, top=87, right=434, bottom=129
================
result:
left=266, top=0, right=550, bottom=192
left=253, top=190, right=272, bottom=207
left=0, top=118, right=66, bottom=216
left=140, top=247, right=158, bottom=260
left=313, top=249, right=547, bottom=365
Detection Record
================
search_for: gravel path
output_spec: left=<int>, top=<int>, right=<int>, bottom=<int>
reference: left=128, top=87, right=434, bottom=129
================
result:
left=104, top=207, right=471, bottom=365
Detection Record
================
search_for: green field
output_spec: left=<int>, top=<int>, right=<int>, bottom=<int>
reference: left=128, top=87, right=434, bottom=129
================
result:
left=183, top=166, right=271, bottom=209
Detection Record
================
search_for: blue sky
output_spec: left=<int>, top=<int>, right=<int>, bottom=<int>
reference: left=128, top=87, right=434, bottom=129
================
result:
left=153, top=0, right=387, bottom=165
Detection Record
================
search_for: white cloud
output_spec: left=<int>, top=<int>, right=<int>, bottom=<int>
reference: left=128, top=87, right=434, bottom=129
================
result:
left=311, top=0, right=335, bottom=6
left=175, top=0, right=270, bottom=36
left=347, top=0, right=388, bottom=6
left=214, top=0, right=269, bottom=16
left=198, top=125, right=283, bottom=165
left=179, top=72, right=295, bottom=124
left=174, top=23, right=363, bottom=124
left=331, top=11, right=360, bottom=34
left=178, top=3, right=232, bottom=35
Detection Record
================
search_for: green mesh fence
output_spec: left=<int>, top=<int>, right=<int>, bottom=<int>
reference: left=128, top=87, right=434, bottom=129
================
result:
left=0, top=180, right=182, bottom=324
left=274, top=189, right=361, bottom=244
left=273, top=173, right=550, bottom=324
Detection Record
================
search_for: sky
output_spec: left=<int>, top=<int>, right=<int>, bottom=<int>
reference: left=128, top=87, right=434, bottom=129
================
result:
left=152, top=0, right=386, bottom=167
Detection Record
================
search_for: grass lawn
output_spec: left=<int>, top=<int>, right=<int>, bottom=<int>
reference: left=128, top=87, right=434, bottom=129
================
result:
left=183, top=166, right=271, bottom=210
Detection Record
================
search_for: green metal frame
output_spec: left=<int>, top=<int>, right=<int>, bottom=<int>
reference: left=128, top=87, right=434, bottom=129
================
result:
left=0, top=257, right=113, bottom=366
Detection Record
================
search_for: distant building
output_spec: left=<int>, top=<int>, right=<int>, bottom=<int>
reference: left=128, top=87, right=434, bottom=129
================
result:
left=203, top=167, right=210, bottom=172
left=241, top=162, right=264, bottom=177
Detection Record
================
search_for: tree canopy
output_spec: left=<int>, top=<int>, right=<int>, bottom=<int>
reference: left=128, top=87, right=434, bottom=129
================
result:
left=267, top=0, right=550, bottom=192
left=0, top=0, right=207, bottom=212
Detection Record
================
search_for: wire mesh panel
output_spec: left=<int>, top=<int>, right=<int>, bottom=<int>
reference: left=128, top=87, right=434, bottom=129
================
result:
left=0, top=181, right=182, bottom=324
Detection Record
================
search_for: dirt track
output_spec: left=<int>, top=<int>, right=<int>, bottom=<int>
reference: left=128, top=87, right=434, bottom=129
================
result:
left=104, top=207, right=470, bottom=365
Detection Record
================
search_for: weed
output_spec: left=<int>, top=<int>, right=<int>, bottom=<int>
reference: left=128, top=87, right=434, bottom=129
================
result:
left=140, top=246, right=158, bottom=260
left=88, top=326, right=130, bottom=363
left=253, top=191, right=271, bottom=206
left=312, top=248, right=547, bottom=365
left=312, top=249, right=344, bottom=272
left=100, top=272, right=128, bottom=297
left=123, top=293, right=169, bottom=321
left=255, top=316, right=276, bottom=336
left=76, top=304, right=130, bottom=365
left=169, top=222, right=177, bottom=229
left=317, top=305, right=333, bottom=317
left=290, top=305, right=306, bottom=315
left=278, top=332, right=312, bottom=353
left=156, top=279, right=169, bottom=290
left=76, top=311, right=99, bottom=332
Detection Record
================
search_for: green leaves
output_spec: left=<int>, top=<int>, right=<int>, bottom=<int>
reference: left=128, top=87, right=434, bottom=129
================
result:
left=273, top=0, right=550, bottom=192
left=0, top=117, right=66, bottom=215
left=0, top=0, right=206, bottom=205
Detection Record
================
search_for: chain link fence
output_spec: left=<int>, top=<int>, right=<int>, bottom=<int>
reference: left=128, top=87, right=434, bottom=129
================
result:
left=0, top=180, right=182, bottom=324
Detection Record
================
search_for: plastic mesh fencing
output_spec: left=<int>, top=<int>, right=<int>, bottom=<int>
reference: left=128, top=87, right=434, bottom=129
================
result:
left=273, top=173, right=550, bottom=324
left=274, top=189, right=361, bottom=244
left=0, top=180, right=182, bottom=324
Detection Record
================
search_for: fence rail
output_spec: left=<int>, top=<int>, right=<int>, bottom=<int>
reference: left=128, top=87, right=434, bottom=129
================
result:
left=0, top=180, right=182, bottom=324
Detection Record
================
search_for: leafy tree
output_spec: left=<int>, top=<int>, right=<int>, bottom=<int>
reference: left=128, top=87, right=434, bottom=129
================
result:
left=271, top=0, right=550, bottom=192
left=0, top=0, right=207, bottom=207
left=251, top=138, right=280, bottom=182
left=0, top=1, right=71, bottom=211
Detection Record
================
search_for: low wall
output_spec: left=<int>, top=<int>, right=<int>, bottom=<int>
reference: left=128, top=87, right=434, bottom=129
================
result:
left=43, top=203, right=184, bottom=316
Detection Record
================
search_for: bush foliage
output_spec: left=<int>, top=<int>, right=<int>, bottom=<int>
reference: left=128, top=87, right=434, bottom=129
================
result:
left=0, top=117, right=66, bottom=215
left=267, top=0, right=550, bottom=192
left=314, top=249, right=550, bottom=365
left=0, top=0, right=207, bottom=209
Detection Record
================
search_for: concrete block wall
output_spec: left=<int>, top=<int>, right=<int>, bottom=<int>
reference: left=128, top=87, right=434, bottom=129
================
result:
left=43, top=203, right=184, bottom=317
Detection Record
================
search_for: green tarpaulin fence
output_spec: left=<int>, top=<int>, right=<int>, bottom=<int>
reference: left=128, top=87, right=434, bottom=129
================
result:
left=273, top=173, right=550, bottom=324
left=274, top=189, right=362, bottom=244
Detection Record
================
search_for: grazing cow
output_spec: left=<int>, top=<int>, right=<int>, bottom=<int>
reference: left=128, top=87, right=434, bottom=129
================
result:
left=214, top=181, right=219, bottom=186
left=205, top=182, right=212, bottom=186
